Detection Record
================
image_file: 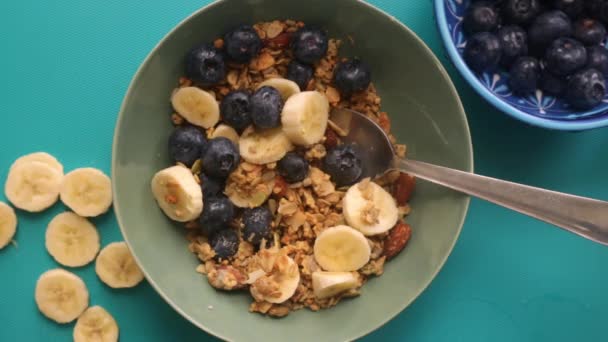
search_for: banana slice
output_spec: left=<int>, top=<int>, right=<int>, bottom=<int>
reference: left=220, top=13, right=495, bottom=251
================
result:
left=312, top=271, right=360, bottom=299
left=313, top=225, right=371, bottom=272
left=95, top=242, right=144, bottom=289
left=281, top=91, right=329, bottom=146
left=171, top=86, right=220, bottom=128
left=250, top=249, right=300, bottom=304
left=257, top=78, right=301, bottom=101
left=12, top=152, right=63, bottom=174
left=239, top=126, right=293, bottom=164
left=73, top=306, right=119, bottom=342
left=60, top=168, right=113, bottom=218
left=210, top=123, right=239, bottom=145
left=151, top=165, right=203, bottom=222
left=0, top=202, right=17, bottom=249
left=45, top=212, right=100, bottom=267
left=35, top=269, right=89, bottom=323
left=5, top=160, right=63, bottom=212
left=343, top=178, right=399, bottom=236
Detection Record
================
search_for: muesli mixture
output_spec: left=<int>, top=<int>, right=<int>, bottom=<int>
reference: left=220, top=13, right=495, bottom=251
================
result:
left=151, top=19, right=415, bottom=317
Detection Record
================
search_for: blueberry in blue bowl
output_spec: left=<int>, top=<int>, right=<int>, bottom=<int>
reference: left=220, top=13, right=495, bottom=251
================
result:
left=463, top=32, right=502, bottom=73
left=509, top=56, right=540, bottom=95
left=544, top=37, right=587, bottom=76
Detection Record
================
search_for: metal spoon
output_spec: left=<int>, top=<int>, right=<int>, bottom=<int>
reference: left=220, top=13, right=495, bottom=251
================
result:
left=329, top=108, right=608, bottom=246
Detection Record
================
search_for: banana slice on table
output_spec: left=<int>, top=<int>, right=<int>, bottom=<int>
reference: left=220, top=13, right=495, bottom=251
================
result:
left=281, top=91, right=329, bottom=146
left=35, top=269, right=89, bottom=323
left=5, top=160, right=63, bottom=212
left=171, top=86, right=220, bottom=128
left=73, top=306, right=119, bottom=342
left=343, top=178, right=399, bottom=236
left=250, top=250, right=301, bottom=304
left=257, top=78, right=301, bottom=101
left=312, top=271, right=360, bottom=299
left=239, top=126, right=293, bottom=164
left=95, top=242, right=144, bottom=289
left=11, top=152, right=63, bottom=174
left=210, top=123, right=239, bottom=145
left=45, top=212, right=100, bottom=267
left=60, top=168, right=113, bottom=218
left=313, top=225, right=371, bottom=272
left=151, top=165, right=203, bottom=222
left=0, top=202, right=17, bottom=249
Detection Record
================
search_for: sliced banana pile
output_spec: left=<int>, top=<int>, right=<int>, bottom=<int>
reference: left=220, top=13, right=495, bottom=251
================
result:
left=0, top=202, right=17, bottom=249
left=239, top=126, right=294, bottom=164
left=60, top=168, right=113, bottom=218
left=151, top=165, right=203, bottom=222
left=312, top=271, right=360, bottom=299
left=249, top=247, right=301, bottom=304
left=343, top=178, right=399, bottom=236
left=73, top=306, right=119, bottom=342
left=313, top=225, right=371, bottom=272
left=35, top=268, right=89, bottom=323
left=45, top=212, right=100, bottom=267
left=95, top=242, right=144, bottom=289
left=281, top=91, right=329, bottom=146
left=171, top=86, right=220, bottom=128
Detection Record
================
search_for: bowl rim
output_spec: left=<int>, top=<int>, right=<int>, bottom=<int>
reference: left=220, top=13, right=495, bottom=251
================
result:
left=433, top=0, right=608, bottom=131
left=112, top=0, right=474, bottom=340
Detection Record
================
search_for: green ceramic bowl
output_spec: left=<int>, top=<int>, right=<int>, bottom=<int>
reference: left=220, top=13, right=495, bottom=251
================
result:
left=112, top=0, right=473, bottom=340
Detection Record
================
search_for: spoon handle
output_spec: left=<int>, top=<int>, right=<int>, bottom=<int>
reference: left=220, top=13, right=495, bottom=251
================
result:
left=395, top=158, right=608, bottom=245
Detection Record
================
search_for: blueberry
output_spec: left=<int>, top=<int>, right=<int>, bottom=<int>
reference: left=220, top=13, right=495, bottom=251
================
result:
left=250, top=86, right=283, bottom=129
left=210, top=229, right=239, bottom=260
left=292, top=27, right=329, bottom=64
left=242, top=207, right=272, bottom=245
left=220, top=90, right=252, bottom=132
left=223, top=25, right=262, bottom=63
left=545, top=38, right=588, bottom=76
left=201, top=137, right=240, bottom=179
left=586, top=46, right=608, bottom=76
left=200, top=173, right=225, bottom=198
left=586, top=0, right=608, bottom=24
left=497, top=25, right=529, bottom=67
left=540, top=69, right=568, bottom=96
left=528, top=10, right=572, bottom=56
left=463, top=2, right=500, bottom=33
left=508, top=57, right=540, bottom=94
left=168, top=126, right=207, bottom=167
left=199, top=196, right=235, bottom=236
left=555, top=0, right=584, bottom=19
left=333, top=58, right=372, bottom=96
left=502, top=0, right=541, bottom=26
left=573, top=19, right=607, bottom=46
left=287, top=60, right=314, bottom=90
left=463, top=32, right=502, bottom=73
left=566, top=68, right=606, bottom=109
left=322, top=144, right=363, bottom=187
left=185, top=44, right=226, bottom=86
left=277, top=152, right=309, bottom=183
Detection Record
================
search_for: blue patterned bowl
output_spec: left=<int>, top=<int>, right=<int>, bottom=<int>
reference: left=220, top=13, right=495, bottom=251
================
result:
left=434, top=0, right=608, bottom=131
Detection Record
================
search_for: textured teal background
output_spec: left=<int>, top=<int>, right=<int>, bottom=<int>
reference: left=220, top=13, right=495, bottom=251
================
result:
left=1, top=0, right=608, bottom=341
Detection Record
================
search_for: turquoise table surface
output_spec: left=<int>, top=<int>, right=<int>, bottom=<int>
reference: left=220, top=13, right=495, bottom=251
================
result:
left=2, top=0, right=608, bottom=341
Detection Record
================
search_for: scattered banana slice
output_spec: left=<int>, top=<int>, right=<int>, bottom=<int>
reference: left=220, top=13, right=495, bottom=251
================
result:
left=250, top=248, right=300, bottom=304
left=11, top=152, right=63, bottom=174
left=343, top=178, right=399, bottom=236
left=171, top=86, right=220, bottom=128
left=95, top=242, right=144, bottom=289
left=73, top=306, right=119, bottom=342
left=239, top=126, right=294, bottom=164
left=0, top=202, right=17, bottom=249
left=35, top=269, right=89, bottom=323
left=45, top=212, right=100, bottom=267
left=210, top=123, right=239, bottom=145
left=312, top=271, right=360, bottom=299
left=257, top=78, right=301, bottom=101
left=5, top=160, right=63, bottom=212
left=60, top=168, right=113, bottom=217
left=281, top=91, right=329, bottom=146
left=151, top=165, right=203, bottom=222
left=313, top=225, right=371, bottom=272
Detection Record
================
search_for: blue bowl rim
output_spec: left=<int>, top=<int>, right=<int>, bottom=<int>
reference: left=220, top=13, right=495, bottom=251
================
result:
left=433, top=0, right=608, bottom=131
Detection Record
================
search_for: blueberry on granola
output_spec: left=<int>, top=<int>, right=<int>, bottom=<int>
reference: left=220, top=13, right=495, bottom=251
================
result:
left=210, top=228, right=240, bottom=259
left=200, top=195, right=235, bottom=236
left=168, top=126, right=207, bottom=167
left=185, top=43, right=226, bottom=86
left=200, top=173, right=225, bottom=198
left=323, top=144, right=363, bottom=187
left=224, top=25, right=262, bottom=63
left=242, top=206, right=273, bottom=245
left=201, top=137, right=240, bottom=179
left=277, top=152, right=309, bottom=183
left=287, top=60, right=314, bottom=90
left=220, top=90, right=252, bottom=132
left=292, top=26, right=329, bottom=64
left=250, top=86, right=283, bottom=129
left=334, top=58, right=372, bottom=96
